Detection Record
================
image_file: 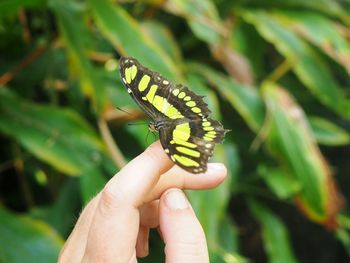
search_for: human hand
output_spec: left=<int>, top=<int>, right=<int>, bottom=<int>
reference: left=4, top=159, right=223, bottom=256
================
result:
left=58, top=141, right=227, bottom=263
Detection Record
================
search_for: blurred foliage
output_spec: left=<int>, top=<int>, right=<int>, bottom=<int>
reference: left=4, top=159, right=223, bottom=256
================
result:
left=1, top=0, right=350, bottom=262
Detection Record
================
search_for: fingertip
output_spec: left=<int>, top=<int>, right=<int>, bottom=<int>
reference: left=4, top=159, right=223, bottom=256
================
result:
left=135, top=226, right=149, bottom=258
left=205, top=163, right=227, bottom=182
left=159, top=189, right=209, bottom=262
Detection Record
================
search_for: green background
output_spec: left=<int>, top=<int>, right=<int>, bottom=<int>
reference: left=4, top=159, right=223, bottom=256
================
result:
left=1, top=0, right=350, bottom=262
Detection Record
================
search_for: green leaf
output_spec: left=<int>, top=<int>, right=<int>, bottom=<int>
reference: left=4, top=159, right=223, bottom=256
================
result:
left=273, top=10, right=350, bottom=75
left=0, top=207, right=63, bottom=263
left=188, top=63, right=265, bottom=132
left=0, top=0, right=47, bottom=18
left=80, top=168, right=107, bottom=204
left=46, top=178, right=81, bottom=236
left=164, top=0, right=223, bottom=44
left=262, top=82, right=342, bottom=224
left=309, top=117, right=350, bottom=146
left=50, top=0, right=107, bottom=115
left=141, top=21, right=182, bottom=66
left=242, top=10, right=350, bottom=118
left=258, top=165, right=301, bottom=199
left=248, top=199, right=298, bottom=263
left=88, top=0, right=182, bottom=82
left=0, top=88, right=106, bottom=176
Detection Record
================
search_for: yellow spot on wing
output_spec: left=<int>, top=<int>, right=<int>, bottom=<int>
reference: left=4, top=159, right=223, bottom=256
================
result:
left=173, top=154, right=200, bottom=167
left=164, top=105, right=183, bottom=119
left=203, top=121, right=210, bottom=127
left=172, top=89, right=180, bottom=96
left=176, top=147, right=200, bottom=157
left=125, top=67, right=131, bottom=83
left=171, top=139, right=197, bottom=148
left=138, top=75, right=150, bottom=91
left=146, top=84, right=157, bottom=103
left=184, top=96, right=191, bottom=101
left=173, top=123, right=190, bottom=141
left=191, top=107, right=201, bottom=113
left=178, top=92, right=186, bottom=99
left=186, top=101, right=196, bottom=107
left=130, top=65, right=137, bottom=80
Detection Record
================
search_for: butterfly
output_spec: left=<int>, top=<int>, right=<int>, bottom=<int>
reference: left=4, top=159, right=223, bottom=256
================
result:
left=119, top=57, right=229, bottom=174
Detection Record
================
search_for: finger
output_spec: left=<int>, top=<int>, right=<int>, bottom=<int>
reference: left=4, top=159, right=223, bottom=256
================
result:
left=160, top=189, right=209, bottom=263
left=145, top=163, right=227, bottom=203
left=83, top=141, right=173, bottom=263
left=136, top=201, right=159, bottom=257
left=102, top=140, right=173, bottom=208
left=58, top=196, right=99, bottom=263
left=136, top=225, right=149, bottom=258
left=140, top=200, right=160, bottom=228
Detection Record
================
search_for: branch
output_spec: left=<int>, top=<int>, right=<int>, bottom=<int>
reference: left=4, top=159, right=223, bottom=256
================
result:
left=98, top=118, right=127, bottom=169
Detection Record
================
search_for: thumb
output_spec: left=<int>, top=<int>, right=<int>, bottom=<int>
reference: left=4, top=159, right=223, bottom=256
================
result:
left=159, top=189, right=209, bottom=263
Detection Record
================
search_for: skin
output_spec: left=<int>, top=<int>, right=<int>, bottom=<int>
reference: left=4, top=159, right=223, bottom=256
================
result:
left=58, top=141, right=227, bottom=263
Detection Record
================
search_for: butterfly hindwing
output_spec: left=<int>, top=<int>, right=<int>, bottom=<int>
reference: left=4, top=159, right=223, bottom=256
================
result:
left=159, top=118, right=227, bottom=173
left=119, top=57, right=229, bottom=174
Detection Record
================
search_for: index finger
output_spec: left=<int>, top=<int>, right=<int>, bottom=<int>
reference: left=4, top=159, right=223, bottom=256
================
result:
left=102, top=140, right=173, bottom=208
left=82, top=141, right=173, bottom=263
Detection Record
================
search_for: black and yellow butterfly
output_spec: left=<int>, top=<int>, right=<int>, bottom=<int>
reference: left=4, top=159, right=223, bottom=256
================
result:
left=119, top=57, right=228, bottom=174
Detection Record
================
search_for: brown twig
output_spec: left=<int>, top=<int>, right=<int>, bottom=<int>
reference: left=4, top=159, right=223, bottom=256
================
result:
left=0, top=44, right=48, bottom=86
left=14, top=156, right=35, bottom=209
left=98, top=118, right=127, bottom=169
left=18, top=8, right=31, bottom=43
left=265, top=59, right=294, bottom=83
left=88, top=51, right=114, bottom=63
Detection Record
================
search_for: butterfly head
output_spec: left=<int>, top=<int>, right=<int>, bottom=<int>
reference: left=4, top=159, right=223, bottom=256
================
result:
left=149, top=120, right=165, bottom=133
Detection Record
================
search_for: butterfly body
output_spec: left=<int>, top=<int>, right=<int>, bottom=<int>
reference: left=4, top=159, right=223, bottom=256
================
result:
left=119, top=57, right=228, bottom=174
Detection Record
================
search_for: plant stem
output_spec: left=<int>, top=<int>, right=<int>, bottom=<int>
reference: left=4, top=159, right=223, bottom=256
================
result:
left=98, top=118, right=127, bottom=169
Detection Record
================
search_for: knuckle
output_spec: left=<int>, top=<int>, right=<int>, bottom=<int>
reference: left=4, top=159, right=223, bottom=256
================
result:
left=144, top=144, right=161, bottom=164
left=99, top=183, right=126, bottom=212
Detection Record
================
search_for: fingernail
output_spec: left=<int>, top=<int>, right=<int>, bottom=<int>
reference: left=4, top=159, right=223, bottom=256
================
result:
left=165, top=190, right=189, bottom=210
left=209, top=163, right=225, bottom=170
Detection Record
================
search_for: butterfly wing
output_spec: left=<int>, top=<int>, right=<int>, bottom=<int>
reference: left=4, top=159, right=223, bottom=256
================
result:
left=119, top=57, right=211, bottom=122
left=159, top=118, right=228, bottom=174
left=119, top=56, right=229, bottom=174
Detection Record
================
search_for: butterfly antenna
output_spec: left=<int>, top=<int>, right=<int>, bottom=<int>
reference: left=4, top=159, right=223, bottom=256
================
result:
left=116, top=106, right=138, bottom=118
left=127, top=122, right=149, bottom=126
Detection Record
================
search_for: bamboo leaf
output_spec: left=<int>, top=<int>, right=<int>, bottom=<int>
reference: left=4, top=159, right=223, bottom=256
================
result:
left=309, top=117, right=350, bottom=146
left=242, top=10, right=350, bottom=118
left=272, top=10, right=350, bottom=75
left=248, top=199, right=298, bottom=263
left=188, top=63, right=265, bottom=132
left=164, top=0, right=223, bottom=44
left=262, top=82, right=343, bottom=226
left=0, top=207, right=63, bottom=263
left=88, top=0, right=182, bottom=82
left=141, top=21, right=182, bottom=66
left=50, top=0, right=107, bottom=115
left=0, top=89, right=106, bottom=176
left=0, top=0, right=47, bottom=17
left=258, top=165, right=301, bottom=199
